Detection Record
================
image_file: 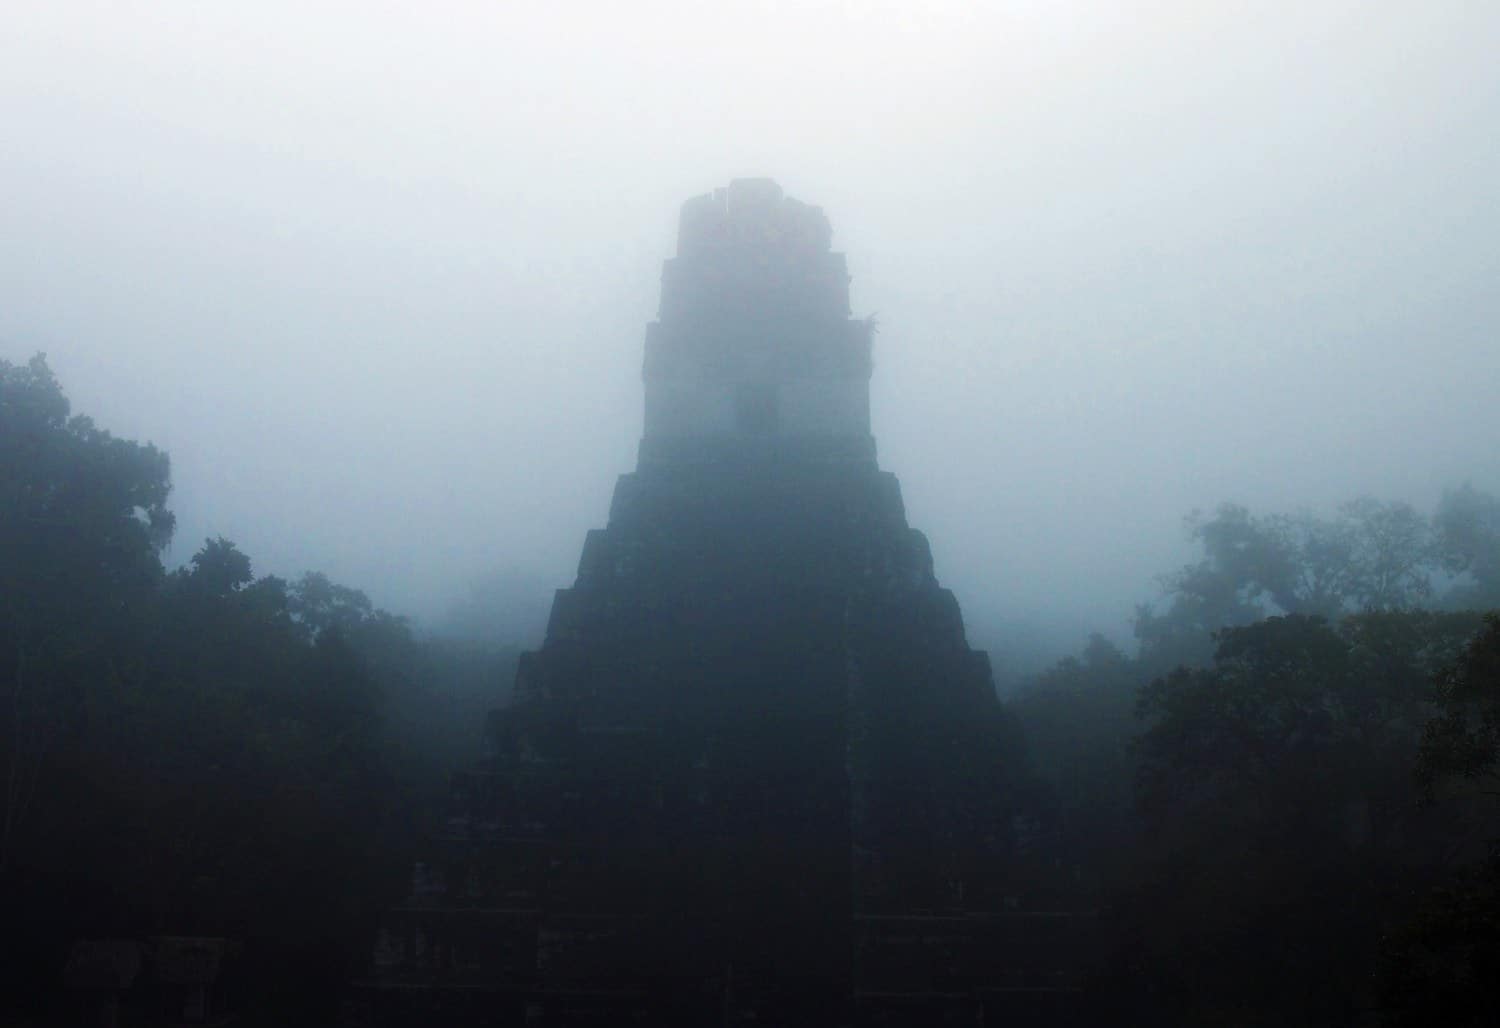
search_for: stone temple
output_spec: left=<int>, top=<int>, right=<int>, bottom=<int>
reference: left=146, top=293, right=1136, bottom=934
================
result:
left=350, top=180, right=1086, bottom=1027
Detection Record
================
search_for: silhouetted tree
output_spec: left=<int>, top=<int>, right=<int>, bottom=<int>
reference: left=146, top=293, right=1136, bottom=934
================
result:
left=1434, top=484, right=1500, bottom=609
left=1009, top=634, right=1142, bottom=899
left=0, top=356, right=515, bottom=1023
left=1135, top=499, right=1441, bottom=673
left=1128, top=611, right=1480, bottom=1022
left=1380, top=615, right=1500, bottom=1026
left=1, top=353, right=173, bottom=872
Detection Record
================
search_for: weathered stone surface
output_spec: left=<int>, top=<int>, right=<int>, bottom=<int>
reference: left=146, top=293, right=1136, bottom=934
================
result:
left=644, top=178, right=871, bottom=447
left=349, top=183, right=1086, bottom=1027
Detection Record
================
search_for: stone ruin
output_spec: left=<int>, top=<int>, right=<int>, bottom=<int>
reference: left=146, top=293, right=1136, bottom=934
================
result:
left=643, top=179, right=872, bottom=455
left=347, top=180, right=1089, bottom=1027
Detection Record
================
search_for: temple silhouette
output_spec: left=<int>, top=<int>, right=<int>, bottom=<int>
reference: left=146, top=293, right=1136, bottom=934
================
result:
left=349, top=180, right=1086, bottom=1027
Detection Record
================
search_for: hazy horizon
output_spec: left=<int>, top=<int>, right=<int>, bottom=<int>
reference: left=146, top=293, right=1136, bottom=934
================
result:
left=5, top=2, right=1497, bottom=669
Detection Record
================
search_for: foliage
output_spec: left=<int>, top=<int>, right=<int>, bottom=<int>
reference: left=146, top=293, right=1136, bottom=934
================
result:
left=1008, top=634, right=1142, bottom=899
left=1414, top=614, right=1500, bottom=846
left=1434, top=485, right=1500, bottom=609
left=1121, top=611, right=1481, bottom=1021
left=1416, top=614, right=1500, bottom=802
left=1003, top=486, right=1500, bottom=1022
left=1137, top=613, right=1475, bottom=832
left=2, top=354, right=174, bottom=872
left=1377, top=618, right=1500, bottom=1025
left=0, top=356, right=519, bottom=1023
left=1133, top=497, right=1460, bottom=673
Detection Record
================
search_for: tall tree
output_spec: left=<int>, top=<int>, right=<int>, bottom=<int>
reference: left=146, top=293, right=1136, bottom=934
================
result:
left=1416, top=613, right=1500, bottom=808
left=1380, top=614, right=1500, bottom=1027
left=1135, top=499, right=1441, bottom=672
left=1, top=354, right=173, bottom=870
left=1339, top=497, right=1433, bottom=611
left=1433, top=484, right=1500, bottom=610
left=1131, top=611, right=1481, bottom=1022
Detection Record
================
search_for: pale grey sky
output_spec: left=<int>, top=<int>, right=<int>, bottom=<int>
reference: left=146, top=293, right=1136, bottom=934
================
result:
left=4, top=2, right=1497, bottom=663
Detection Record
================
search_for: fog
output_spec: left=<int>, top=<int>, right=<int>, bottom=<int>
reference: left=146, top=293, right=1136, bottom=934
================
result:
left=4, top=1, right=1497, bottom=666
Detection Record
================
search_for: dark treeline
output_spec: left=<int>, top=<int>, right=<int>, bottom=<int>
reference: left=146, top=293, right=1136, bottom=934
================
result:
left=1010, top=491, right=1500, bottom=1023
left=5, top=353, right=1499, bottom=1025
left=1, top=355, right=518, bottom=1025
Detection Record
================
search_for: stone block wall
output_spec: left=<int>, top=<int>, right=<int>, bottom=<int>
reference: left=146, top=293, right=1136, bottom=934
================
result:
left=643, top=178, right=871, bottom=445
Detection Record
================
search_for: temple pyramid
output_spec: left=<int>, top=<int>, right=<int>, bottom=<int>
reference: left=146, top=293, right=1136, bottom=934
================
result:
left=351, top=180, right=1085, bottom=1027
